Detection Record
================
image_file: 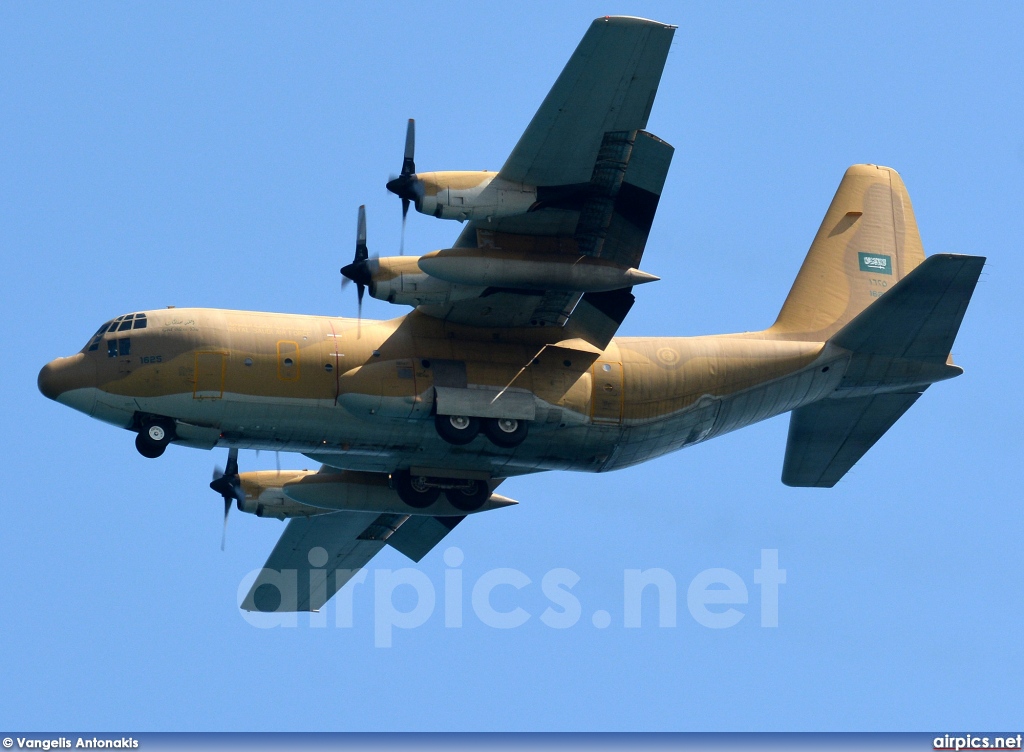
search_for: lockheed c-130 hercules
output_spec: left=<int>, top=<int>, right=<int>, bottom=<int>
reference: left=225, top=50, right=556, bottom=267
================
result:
left=38, top=16, right=984, bottom=613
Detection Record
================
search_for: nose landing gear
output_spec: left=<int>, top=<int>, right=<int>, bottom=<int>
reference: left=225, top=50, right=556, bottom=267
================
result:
left=134, top=418, right=175, bottom=458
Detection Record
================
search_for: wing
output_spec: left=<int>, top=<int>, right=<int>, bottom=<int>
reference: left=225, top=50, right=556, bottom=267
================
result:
left=500, top=16, right=676, bottom=187
left=241, top=510, right=461, bottom=612
left=415, top=17, right=675, bottom=342
left=423, top=130, right=673, bottom=338
left=420, top=128, right=673, bottom=337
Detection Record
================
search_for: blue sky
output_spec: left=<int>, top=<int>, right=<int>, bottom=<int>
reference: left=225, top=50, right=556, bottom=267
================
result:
left=2, top=1, right=1022, bottom=731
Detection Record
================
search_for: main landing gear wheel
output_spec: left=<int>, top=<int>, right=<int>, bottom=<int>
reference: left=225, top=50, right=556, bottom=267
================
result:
left=135, top=420, right=173, bottom=459
left=392, top=470, right=440, bottom=509
left=445, top=480, right=490, bottom=512
left=435, top=414, right=480, bottom=445
left=483, top=417, right=529, bottom=448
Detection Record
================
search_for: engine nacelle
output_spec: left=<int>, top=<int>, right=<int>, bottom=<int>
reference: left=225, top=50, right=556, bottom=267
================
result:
left=240, top=468, right=518, bottom=517
left=237, top=470, right=326, bottom=520
left=418, top=248, right=659, bottom=293
left=364, top=255, right=481, bottom=307
left=413, top=171, right=537, bottom=221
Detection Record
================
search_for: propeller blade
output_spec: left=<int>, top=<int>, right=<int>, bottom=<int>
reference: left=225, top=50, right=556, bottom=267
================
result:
left=225, top=447, right=239, bottom=477
left=357, top=284, right=364, bottom=338
left=220, top=496, right=230, bottom=551
left=387, top=120, right=420, bottom=227
left=356, top=205, right=367, bottom=262
left=342, top=205, right=373, bottom=316
left=210, top=448, right=243, bottom=551
left=400, top=199, right=409, bottom=255
left=402, top=118, right=415, bottom=176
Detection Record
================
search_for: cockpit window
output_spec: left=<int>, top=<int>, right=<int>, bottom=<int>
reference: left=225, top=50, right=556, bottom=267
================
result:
left=86, top=315, right=145, bottom=353
left=84, top=321, right=111, bottom=351
left=105, top=337, right=131, bottom=358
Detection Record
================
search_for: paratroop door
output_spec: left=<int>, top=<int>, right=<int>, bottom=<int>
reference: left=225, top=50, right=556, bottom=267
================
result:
left=590, top=361, right=623, bottom=424
left=193, top=352, right=226, bottom=400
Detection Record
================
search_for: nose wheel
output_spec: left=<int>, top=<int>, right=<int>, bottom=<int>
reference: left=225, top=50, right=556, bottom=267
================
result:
left=135, top=419, right=174, bottom=458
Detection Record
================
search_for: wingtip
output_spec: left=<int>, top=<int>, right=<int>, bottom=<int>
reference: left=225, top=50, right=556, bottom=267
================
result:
left=594, top=15, right=677, bottom=30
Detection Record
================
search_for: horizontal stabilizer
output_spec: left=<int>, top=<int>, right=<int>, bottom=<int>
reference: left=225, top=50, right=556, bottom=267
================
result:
left=782, top=392, right=922, bottom=488
left=832, top=253, right=985, bottom=361
left=784, top=254, right=983, bottom=487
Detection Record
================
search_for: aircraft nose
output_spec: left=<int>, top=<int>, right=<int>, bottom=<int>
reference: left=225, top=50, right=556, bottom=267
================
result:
left=38, top=353, right=94, bottom=401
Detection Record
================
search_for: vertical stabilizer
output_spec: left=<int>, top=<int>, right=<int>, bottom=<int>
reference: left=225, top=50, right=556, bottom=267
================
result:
left=769, top=164, right=926, bottom=341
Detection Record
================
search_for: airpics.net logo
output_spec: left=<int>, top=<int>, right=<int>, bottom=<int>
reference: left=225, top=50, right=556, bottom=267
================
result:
left=858, top=252, right=893, bottom=275
left=237, top=548, right=786, bottom=647
left=934, top=734, right=1023, bottom=750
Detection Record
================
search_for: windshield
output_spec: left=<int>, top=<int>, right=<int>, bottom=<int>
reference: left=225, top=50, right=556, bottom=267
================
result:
left=83, top=313, right=148, bottom=352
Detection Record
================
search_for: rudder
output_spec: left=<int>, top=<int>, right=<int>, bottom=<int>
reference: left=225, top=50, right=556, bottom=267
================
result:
left=769, top=164, right=926, bottom=341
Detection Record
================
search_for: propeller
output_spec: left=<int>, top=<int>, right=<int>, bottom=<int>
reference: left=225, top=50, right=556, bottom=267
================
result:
left=385, top=118, right=418, bottom=254
left=340, top=205, right=372, bottom=325
left=254, top=448, right=281, bottom=475
left=210, top=447, right=244, bottom=551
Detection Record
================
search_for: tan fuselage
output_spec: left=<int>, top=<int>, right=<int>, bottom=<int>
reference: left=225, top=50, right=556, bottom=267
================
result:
left=43, top=307, right=844, bottom=478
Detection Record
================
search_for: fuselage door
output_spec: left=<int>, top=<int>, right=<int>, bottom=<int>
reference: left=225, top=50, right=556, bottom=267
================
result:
left=194, top=351, right=226, bottom=400
left=591, top=361, right=623, bottom=424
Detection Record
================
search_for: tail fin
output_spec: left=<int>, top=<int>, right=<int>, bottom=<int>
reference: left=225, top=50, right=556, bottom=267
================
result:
left=769, top=164, right=926, bottom=341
